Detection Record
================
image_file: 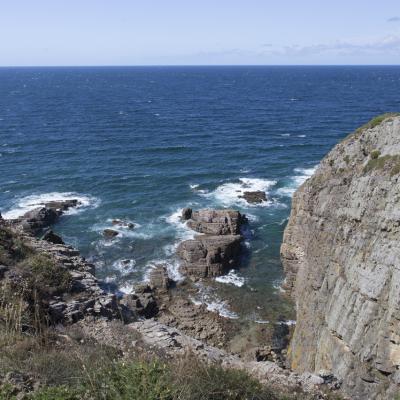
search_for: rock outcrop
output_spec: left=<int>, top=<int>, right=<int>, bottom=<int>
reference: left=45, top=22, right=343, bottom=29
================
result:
left=239, top=191, right=267, bottom=204
left=177, top=209, right=245, bottom=278
left=281, top=114, right=400, bottom=400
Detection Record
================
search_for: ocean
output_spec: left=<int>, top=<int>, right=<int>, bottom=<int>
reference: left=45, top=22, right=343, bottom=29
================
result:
left=1, top=65, right=400, bottom=324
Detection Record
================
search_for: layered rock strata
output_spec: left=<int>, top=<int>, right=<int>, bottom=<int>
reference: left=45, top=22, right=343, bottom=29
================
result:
left=281, top=114, right=400, bottom=400
left=177, top=209, right=245, bottom=278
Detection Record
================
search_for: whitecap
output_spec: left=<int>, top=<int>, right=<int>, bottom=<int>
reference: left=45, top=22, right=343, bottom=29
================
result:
left=277, top=166, right=317, bottom=197
left=297, top=134, right=306, bottom=138
left=202, top=177, right=277, bottom=208
left=2, top=192, right=100, bottom=220
left=164, top=208, right=196, bottom=240
left=192, top=283, right=239, bottom=319
left=143, top=258, right=184, bottom=283
left=112, top=259, right=136, bottom=275
left=118, top=283, right=135, bottom=295
left=215, top=270, right=246, bottom=287
left=281, top=133, right=291, bottom=137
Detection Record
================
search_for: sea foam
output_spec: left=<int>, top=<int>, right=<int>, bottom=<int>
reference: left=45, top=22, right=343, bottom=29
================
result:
left=277, top=166, right=317, bottom=197
left=2, top=192, right=99, bottom=219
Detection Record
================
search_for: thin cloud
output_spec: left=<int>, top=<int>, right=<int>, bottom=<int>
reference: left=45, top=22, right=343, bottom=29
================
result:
left=387, top=17, right=400, bottom=22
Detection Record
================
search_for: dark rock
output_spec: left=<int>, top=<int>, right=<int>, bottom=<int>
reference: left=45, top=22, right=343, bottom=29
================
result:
left=186, top=209, right=246, bottom=235
left=239, top=191, right=267, bottom=204
left=177, top=234, right=242, bottom=278
left=20, top=207, right=59, bottom=233
left=111, top=219, right=135, bottom=229
left=103, top=228, right=119, bottom=238
left=181, top=207, right=192, bottom=221
left=42, top=230, right=64, bottom=245
left=44, top=199, right=79, bottom=212
left=0, top=265, right=8, bottom=279
left=122, top=285, right=158, bottom=318
left=149, top=265, right=171, bottom=290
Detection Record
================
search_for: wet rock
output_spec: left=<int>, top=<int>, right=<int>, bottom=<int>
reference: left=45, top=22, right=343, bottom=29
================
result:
left=149, top=265, right=171, bottom=290
left=111, top=219, right=135, bottom=229
left=186, top=209, right=246, bottom=235
left=177, top=234, right=242, bottom=278
left=19, top=207, right=59, bottom=233
left=44, top=199, right=79, bottom=212
left=239, top=190, right=267, bottom=204
left=42, top=229, right=64, bottom=245
left=181, top=207, right=193, bottom=221
left=103, top=228, right=119, bottom=238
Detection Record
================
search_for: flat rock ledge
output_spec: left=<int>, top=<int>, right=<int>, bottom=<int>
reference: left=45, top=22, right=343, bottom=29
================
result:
left=177, top=209, right=246, bottom=278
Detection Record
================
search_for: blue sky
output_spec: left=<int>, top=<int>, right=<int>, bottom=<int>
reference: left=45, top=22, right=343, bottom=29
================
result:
left=1, top=0, right=400, bottom=65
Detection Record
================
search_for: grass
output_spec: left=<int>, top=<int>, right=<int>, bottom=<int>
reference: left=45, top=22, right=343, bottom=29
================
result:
left=363, top=153, right=400, bottom=176
left=344, top=113, right=400, bottom=142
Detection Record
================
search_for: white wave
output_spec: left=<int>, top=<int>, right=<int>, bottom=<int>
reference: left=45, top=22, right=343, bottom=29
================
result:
left=112, top=259, right=136, bottom=275
left=118, top=283, right=135, bottom=295
left=165, top=208, right=196, bottom=240
left=202, top=178, right=277, bottom=208
left=277, top=166, right=317, bottom=197
left=192, top=283, right=238, bottom=319
left=189, top=183, right=199, bottom=189
left=215, top=270, right=246, bottom=287
left=297, top=134, right=306, bottom=138
left=3, top=192, right=100, bottom=220
left=281, top=133, right=291, bottom=137
left=143, top=258, right=184, bottom=283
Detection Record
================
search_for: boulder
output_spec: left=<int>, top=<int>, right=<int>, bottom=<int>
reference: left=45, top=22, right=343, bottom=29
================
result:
left=42, top=230, right=64, bottom=245
left=181, top=207, right=193, bottom=221
left=239, top=191, right=267, bottom=204
left=103, top=229, right=119, bottom=239
left=44, top=199, right=79, bottom=212
left=186, top=209, right=246, bottom=235
left=177, top=234, right=242, bottom=278
left=19, top=207, right=59, bottom=233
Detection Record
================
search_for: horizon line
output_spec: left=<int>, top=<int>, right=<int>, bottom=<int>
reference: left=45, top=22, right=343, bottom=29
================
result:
left=0, top=64, right=400, bottom=68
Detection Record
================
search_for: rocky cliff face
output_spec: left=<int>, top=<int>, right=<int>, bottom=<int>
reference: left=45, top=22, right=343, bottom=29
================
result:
left=281, top=114, right=400, bottom=399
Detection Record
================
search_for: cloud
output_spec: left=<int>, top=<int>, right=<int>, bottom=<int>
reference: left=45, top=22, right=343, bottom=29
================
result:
left=261, top=35, right=400, bottom=58
left=387, top=17, right=400, bottom=22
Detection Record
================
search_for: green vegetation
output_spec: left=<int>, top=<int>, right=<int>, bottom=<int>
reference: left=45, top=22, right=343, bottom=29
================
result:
left=343, top=155, right=350, bottom=165
left=370, top=150, right=381, bottom=160
left=363, top=153, right=400, bottom=176
left=344, top=113, right=400, bottom=142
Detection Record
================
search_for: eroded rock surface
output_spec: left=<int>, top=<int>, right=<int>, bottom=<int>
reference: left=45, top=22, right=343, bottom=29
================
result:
left=281, top=114, right=400, bottom=400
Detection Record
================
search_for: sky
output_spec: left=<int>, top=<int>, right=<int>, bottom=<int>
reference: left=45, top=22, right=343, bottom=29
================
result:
left=1, top=0, right=400, bottom=66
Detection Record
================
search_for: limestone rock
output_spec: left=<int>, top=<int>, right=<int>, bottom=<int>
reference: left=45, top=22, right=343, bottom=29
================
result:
left=111, top=219, right=134, bottom=229
left=177, top=234, right=242, bottom=278
left=149, top=265, right=171, bottom=290
left=281, top=114, right=400, bottom=400
left=186, top=209, right=246, bottom=235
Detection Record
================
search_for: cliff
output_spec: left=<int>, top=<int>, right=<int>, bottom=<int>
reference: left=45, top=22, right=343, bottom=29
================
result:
left=281, top=114, right=400, bottom=399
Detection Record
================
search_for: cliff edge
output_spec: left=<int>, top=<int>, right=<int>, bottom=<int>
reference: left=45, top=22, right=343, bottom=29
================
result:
left=281, top=113, right=400, bottom=400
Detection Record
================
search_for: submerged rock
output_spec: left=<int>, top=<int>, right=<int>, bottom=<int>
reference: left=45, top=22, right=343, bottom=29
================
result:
left=111, top=219, right=135, bottom=229
left=103, top=228, right=119, bottom=238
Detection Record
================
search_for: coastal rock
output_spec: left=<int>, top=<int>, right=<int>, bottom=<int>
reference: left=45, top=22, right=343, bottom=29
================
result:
left=103, top=228, right=119, bottom=238
left=111, top=219, right=135, bottom=229
left=16, top=199, right=80, bottom=233
left=149, top=265, right=171, bottom=290
left=122, top=285, right=158, bottom=318
left=186, top=209, right=246, bottom=235
left=239, top=190, right=267, bottom=204
left=181, top=207, right=192, bottom=221
left=42, top=230, right=64, bottom=245
left=281, top=114, right=400, bottom=400
left=177, top=234, right=242, bottom=278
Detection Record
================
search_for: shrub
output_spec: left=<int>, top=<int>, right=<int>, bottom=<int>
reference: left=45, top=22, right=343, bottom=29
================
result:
left=370, top=150, right=381, bottom=159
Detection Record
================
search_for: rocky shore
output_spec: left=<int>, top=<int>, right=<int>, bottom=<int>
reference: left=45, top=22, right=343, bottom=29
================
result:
left=0, top=199, right=338, bottom=398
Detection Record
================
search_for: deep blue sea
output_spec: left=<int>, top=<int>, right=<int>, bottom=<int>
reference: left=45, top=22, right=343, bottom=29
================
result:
left=1, top=66, right=400, bottom=322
